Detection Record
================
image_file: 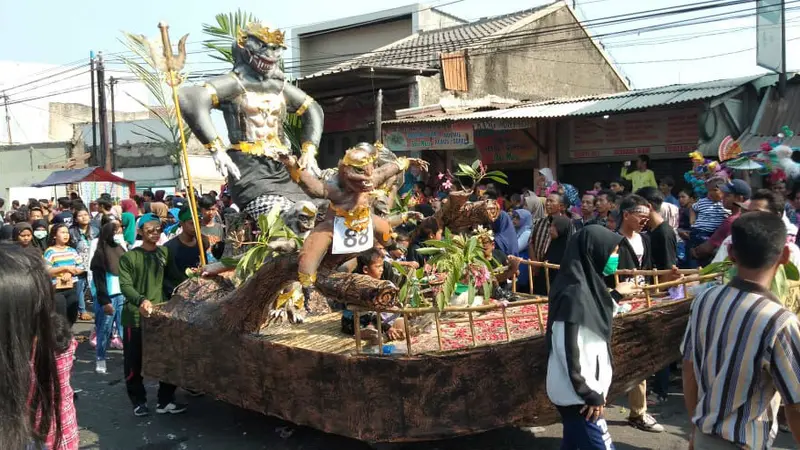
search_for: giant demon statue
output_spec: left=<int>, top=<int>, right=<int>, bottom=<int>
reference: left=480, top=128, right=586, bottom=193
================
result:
left=179, top=22, right=323, bottom=218
left=279, top=143, right=428, bottom=305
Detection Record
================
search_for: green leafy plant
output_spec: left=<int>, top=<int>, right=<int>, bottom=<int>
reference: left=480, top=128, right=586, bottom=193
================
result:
left=201, top=9, right=258, bottom=63
left=392, top=263, right=427, bottom=308
left=221, top=207, right=302, bottom=282
left=117, top=33, right=192, bottom=167
left=454, top=160, right=509, bottom=190
left=391, top=191, right=413, bottom=215
left=415, top=229, right=494, bottom=310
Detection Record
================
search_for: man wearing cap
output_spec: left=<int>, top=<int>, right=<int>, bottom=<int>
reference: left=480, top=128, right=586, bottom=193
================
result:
left=119, top=213, right=187, bottom=417
left=692, top=179, right=751, bottom=263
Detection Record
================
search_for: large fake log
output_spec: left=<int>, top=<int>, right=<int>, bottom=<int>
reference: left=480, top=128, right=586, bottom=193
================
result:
left=435, top=190, right=499, bottom=233
left=143, top=298, right=690, bottom=443
left=161, top=252, right=398, bottom=334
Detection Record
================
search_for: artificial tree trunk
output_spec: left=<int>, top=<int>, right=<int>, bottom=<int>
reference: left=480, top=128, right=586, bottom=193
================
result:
left=435, top=190, right=500, bottom=234
left=160, top=252, right=399, bottom=334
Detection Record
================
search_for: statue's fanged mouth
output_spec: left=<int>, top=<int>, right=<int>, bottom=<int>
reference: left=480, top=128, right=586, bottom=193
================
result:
left=250, top=54, right=277, bottom=72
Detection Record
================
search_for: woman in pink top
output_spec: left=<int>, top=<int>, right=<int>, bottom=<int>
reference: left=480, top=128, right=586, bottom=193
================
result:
left=0, top=244, right=66, bottom=449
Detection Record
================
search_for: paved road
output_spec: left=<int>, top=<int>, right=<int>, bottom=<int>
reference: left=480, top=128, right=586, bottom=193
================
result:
left=72, top=321, right=796, bottom=450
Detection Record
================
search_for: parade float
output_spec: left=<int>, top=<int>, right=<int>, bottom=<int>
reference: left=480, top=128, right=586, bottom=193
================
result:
left=134, top=20, right=800, bottom=445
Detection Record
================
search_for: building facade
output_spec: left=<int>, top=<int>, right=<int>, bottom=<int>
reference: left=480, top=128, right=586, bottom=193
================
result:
left=293, top=0, right=629, bottom=169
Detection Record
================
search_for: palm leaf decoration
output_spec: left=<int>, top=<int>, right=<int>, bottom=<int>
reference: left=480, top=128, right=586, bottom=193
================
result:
left=201, top=11, right=303, bottom=153
left=117, top=33, right=192, bottom=168
left=201, top=9, right=257, bottom=63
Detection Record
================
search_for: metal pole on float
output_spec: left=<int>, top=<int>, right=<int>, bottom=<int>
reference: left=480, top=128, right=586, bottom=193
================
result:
left=155, top=21, right=206, bottom=266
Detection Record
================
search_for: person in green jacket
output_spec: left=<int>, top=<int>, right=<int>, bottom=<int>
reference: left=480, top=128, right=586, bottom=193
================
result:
left=621, top=155, right=658, bottom=193
left=119, top=213, right=187, bottom=417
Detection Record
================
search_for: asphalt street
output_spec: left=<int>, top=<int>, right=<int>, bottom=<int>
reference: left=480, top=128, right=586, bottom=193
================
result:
left=70, top=321, right=796, bottom=450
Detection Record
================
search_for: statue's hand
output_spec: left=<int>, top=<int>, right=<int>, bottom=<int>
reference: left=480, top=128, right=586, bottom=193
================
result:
left=408, top=158, right=429, bottom=173
left=299, top=151, right=321, bottom=178
left=212, top=150, right=241, bottom=180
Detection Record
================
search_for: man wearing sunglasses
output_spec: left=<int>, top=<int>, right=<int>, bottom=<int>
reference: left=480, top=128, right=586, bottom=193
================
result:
left=119, top=213, right=187, bottom=417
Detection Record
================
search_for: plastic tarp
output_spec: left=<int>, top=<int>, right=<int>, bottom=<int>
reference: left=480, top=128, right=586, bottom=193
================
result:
left=32, top=166, right=132, bottom=187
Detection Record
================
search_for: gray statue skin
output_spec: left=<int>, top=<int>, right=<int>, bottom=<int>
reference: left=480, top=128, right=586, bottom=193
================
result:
left=178, top=25, right=325, bottom=218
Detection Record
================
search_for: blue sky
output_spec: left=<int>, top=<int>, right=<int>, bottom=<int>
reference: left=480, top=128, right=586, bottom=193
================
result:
left=0, top=0, right=798, bottom=89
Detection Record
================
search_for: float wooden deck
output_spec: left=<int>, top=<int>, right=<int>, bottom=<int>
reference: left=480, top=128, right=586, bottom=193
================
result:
left=256, top=312, right=356, bottom=355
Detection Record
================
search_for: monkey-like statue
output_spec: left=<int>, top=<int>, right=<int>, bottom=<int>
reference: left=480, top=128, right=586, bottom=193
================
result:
left=278, top=143, right=428, bottom=305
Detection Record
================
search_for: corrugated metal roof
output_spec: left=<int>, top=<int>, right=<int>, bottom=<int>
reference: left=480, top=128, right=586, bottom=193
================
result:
left=384, top=74, right=776, bottom=124
left=737, top=82, right=800, bottom=151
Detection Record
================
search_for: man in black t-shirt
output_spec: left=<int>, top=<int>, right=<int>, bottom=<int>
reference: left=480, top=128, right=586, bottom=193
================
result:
left=637, top=187, right=679, bottom=407
left=52, top=197, right=74, bottom=227
left=163, top=207, right=210, bottom=298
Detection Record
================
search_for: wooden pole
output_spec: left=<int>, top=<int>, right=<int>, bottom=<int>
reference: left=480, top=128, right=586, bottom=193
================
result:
left=374, top=89, right=383, bottom=142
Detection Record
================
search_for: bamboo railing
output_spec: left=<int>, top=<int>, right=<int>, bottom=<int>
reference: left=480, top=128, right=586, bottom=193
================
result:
left=349, top=259, right=712, bottom=356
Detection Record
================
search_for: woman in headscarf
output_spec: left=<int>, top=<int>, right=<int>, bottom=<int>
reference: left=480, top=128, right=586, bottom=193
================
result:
left=512, top=209, right=533, bottom=252
left=149, top=202, right=168, bottom=221
left=90, top=221, right=127, bottom=374
left=31, top=219, right=49, bottom=253
left=121, top=212, right=136, bottom=247
left=146, top=202, right=171, bottom=246
left=12, top=222, right=33, bottom=249
left=546, top=225, right=637, bottom=449
left=537, top=168, right=557, bottom=197
left=492, top=210, right=519, bottom=257
left=120, top=198, right=138, bottom=217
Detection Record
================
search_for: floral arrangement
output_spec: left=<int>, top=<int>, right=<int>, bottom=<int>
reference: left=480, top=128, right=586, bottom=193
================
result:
left=408, top=228, right=496, bottom=310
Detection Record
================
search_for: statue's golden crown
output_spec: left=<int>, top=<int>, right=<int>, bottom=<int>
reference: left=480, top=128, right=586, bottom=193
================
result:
left=341, top=147, right=376, bottom=169
left=237, top=22, right=286, bottom=48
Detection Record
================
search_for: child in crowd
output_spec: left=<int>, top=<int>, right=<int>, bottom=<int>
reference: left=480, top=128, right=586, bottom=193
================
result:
left=341, top=248, right=406, bottom=342
left=48, top=313, right=79, bottom=450
left=688, top=177, right=730, bottom=267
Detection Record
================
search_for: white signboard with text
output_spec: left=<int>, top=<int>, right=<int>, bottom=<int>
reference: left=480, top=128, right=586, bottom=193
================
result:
left=563, top=109, right=699, bottom=163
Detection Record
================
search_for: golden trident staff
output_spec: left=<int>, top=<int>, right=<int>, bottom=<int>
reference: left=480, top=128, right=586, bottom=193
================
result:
left=152, top=21, right=207, bottom=265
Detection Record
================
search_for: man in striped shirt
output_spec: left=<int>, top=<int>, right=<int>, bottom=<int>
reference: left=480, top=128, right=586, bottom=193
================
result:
left=681, top=212, right=800, bottom=449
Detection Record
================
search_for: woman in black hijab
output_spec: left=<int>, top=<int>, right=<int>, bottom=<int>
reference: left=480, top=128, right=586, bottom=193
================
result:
left=90, top=221, right=126, bottom=374
left=31, top=219, right=50, bottom=253
left=545, top=225, right=638, bottom=449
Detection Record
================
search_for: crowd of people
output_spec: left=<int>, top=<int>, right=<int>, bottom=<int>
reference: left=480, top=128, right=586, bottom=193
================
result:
left=0, top=188, right=233, bottom=448
left=532, top=156, right=800, bottom=449
left=4, top=152, right=800, bottom=448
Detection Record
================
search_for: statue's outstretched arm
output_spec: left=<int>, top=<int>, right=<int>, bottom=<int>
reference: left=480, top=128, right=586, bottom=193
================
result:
left=285, top=83, right=323, bottom=174
left=371, top=158, right=429, bottom=188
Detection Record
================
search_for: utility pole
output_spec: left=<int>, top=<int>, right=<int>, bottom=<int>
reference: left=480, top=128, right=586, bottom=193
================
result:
left=374, top=89, right=383, bottom=142
left=109, top=77, right=118, bottom=170
left=89, top=52, right=97, bottom=159
left=96, top=52, right=110, bottom=171
left=3, top=92, right=11, bottom=144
